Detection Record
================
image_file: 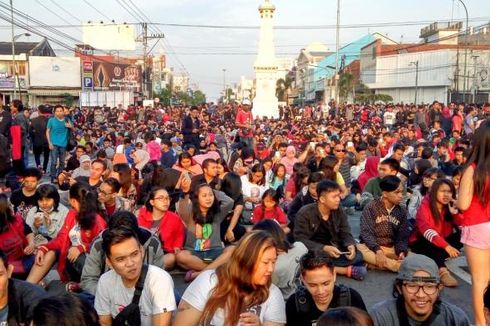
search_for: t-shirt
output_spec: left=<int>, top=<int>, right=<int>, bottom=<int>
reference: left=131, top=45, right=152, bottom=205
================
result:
left=10, top=189, right=38, bottom=219
left=236, top=109, right=253, bottom=137
left=69, top=223, right=82, bottom=247
left=0, top=304, right=8, bottom=326
left=285, top=285, right=367, bottom=326
left=182, top=270, right=286, bottom=325
left=384, top=112, right=396, bottom=126
left=47, top=117, right=69, bottom=148
left=370, top=298, right=470, bottom=326
left=95, top=265, right=176, bottom=326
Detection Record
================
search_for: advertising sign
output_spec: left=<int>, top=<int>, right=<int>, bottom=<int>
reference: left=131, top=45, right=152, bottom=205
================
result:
left=93, top=61, right=141, bottom=92
left=0, top=61, right=26, bottom=89
left=29, top=57, right=81, bottom=88
left=83, top=61, right=93, bottom=72
left=82, top=23, right=136, bottom=51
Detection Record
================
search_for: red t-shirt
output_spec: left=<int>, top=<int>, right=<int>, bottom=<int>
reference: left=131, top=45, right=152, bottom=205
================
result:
left=252, top=205, right=288, bottom=224
left=236, top=109, right=253, bottom=137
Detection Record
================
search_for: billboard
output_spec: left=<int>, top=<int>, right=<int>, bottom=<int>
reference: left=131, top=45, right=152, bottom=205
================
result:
left=0, top=61, right=26, bottom=89
left=82, top=23, right=136, bottom=51
left=93, top=61, right=141, bottom=92
left=29, top=56, right=81, bottom=88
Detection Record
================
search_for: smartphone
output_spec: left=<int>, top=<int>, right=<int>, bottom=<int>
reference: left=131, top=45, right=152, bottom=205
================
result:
left=347, top=141, right=354, bottom=148
left=339, top=251, right=351, bottom=255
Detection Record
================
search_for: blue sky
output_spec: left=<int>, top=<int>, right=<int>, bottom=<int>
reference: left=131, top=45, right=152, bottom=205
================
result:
left=1, top=0, right=490, bottom=100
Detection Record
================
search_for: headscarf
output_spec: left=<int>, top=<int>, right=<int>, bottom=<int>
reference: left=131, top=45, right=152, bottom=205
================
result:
left=357, top=156, right=380, bottom=190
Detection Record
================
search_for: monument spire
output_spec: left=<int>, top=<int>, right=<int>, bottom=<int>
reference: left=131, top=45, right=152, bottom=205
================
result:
left=252, top=0, right=279, bottom=118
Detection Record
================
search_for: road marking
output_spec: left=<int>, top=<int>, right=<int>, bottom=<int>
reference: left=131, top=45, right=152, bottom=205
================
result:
left=446, top=256, right=472, bottom=285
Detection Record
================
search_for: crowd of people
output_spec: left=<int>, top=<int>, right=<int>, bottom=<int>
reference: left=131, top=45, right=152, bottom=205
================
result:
left=0, top=98, right=489, bottom=325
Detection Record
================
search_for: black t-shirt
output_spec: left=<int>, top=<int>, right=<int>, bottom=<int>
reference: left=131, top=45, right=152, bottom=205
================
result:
left=310, top=219, right=332, bottom=246
left=9, top=189, right=38, bottom=219
left=285, top=285, right=367, bottom=326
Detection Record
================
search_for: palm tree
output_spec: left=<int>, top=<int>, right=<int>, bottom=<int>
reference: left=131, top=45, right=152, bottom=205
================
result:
left=276, top=77, right=292, bottom=102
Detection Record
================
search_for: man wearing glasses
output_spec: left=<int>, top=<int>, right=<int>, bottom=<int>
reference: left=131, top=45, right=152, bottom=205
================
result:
left=371, top=254, right=469, bottom=325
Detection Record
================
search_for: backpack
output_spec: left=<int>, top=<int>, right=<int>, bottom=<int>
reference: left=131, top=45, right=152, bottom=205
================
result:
left=294, top=284, right=351, bottom=314
left=113, top=264, right=149, bottom=326
left=0, top=133, right=12, bottom=175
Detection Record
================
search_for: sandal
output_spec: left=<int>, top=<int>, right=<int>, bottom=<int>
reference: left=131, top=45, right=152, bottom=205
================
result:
left=184, top=270, right=196, bottom=283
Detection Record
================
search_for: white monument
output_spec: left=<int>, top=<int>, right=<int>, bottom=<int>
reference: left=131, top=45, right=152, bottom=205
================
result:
left=252, top=0, right=279, bottom=118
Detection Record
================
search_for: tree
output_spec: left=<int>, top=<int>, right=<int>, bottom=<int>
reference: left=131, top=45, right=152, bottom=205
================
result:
left=276, top=77, right=292, bottom=102
left=191, top=90, right=206, bottom=105
left=61, top=93, right=75, bottom=107
left=338, top=73, right=354, bottom=102
left=154, top=87, right=172, bottom=105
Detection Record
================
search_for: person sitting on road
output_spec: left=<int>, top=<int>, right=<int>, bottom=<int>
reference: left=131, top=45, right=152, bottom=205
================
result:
left=97, top=177, right=132, bottom=221
left=136, top=187, right=185, bottom=270
left=285, top=251, right=367, bottom=326
left=294, top=180, right=367, bottom=281
left=360, top=158, right=400, bottom=209
left=9, top=167, right=42, bottom=219
left=0, top=249, right=47, bottom=325
left=253, top=220, right=307, bottom=300
left=357, top=176, right=410, bottom=273
left=409, top=178, right=463, bottom=288
left=370, top=254, right=470, bottom=326
left=80, top=210, right=164, bottom=296
left=175, top=231, right=286, bottom=326
left=25, top=184, right=69, bottom=246
left=252, top=189, right=290, bottom=234
left=94, top=226, right=175, bottom=325
left=175, top=184, right=234, bottom=282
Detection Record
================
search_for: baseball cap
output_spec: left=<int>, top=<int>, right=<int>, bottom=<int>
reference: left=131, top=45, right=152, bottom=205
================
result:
left=79, top=155, right=91, bottom=163
left=397, top=254, right=440, bottom=283
left=242, top=98, right=251, bottom=106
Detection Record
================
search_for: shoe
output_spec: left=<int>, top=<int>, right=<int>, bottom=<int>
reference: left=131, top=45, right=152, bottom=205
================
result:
left=349, top=265, right=367, bottom=281
left=184, top=270, right=196, bottom=283
left=440, top=269, right=458, bottom=287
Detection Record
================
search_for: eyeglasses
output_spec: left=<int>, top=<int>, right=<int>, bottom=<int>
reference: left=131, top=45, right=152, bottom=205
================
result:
left=99, top=190, right=114, bottom=196
left=335, top=149, right=346, bottom=153
left=403, top=282, right=439, bottom=295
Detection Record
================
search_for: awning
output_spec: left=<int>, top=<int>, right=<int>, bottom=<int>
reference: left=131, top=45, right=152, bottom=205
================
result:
left=28, top=89, right=81, bottom=96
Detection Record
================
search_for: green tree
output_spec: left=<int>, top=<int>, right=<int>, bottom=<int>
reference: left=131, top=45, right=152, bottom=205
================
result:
left=338, top=73, right=354, bottom=102
left=276, top=77, right=292, bottom=102
left=154, top=87, right=172, bottom=105
left=61, top=93, right=75, bottom=107
left=191, top=90, right=206, bottom=105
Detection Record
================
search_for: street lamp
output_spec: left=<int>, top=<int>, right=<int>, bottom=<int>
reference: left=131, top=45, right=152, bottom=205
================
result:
left=334, top=0, right=341, bottom=105
left=409, top=60, right=419, bottom=104
left=12, top=32, right=30, bottom=100
left=222, top=68, right=226, bottom=103
left=457, top=0, right=469, bottom=103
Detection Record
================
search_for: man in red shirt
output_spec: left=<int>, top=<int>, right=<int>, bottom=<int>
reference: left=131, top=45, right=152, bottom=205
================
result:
left=235, top=99, right=254, bottom=149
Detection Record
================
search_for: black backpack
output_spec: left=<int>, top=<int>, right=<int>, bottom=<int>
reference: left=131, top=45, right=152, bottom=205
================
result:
left=113, top=264, right=149, bottom=326
left=0, top=133, right=12, bottom=176
left=294, top=284, right=351, bottom=314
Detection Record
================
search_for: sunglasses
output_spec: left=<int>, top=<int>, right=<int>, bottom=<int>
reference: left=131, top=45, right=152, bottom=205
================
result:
left=335, top=149, right=346, bottom=152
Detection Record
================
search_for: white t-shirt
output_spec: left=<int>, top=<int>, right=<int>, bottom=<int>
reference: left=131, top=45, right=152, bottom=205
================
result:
left=68, top=223, right=82, bottom=246
left=182, top=270, right=286, bottom=325
left=240, top=175, right=268, bottom=210
left=95, top=265, right=176, bottom=326
left=384, top=112, right=396, bottom=125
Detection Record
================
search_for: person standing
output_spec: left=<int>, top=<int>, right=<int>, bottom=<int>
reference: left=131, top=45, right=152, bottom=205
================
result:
left=46, top=104, right=71, bottom=183
left=10, top=100, right=29, bottom=172
left=182, top=106, right=201, bottom=149
left=30, top=105, right=50, bottom=174
left=457, top=119, right=490, bottom=326
left=235, top=99, right=254, bottom=149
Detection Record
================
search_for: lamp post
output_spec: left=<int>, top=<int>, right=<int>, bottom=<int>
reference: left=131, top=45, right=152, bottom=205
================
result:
left=12, top=32, right=30, bottom=100
left=334, top=0, right=341, bottom=104
left=410, top=60, right=419, bottom=104
left=222, top=68, right=226, bottom=103
left=457, top=0, right=469, bottom=103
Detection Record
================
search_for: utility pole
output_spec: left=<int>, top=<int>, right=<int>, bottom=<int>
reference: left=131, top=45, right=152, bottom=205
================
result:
left=10, top=0, right=15, bottom=100
left=410, top=60, right=419, bottom=104
left=458, top=0, right=469, bottom=103
left=472, top=54, right=479, bottom=103
left=334, top=0, right=341, bottom=105
left=139, top=22, right=164, bottom=100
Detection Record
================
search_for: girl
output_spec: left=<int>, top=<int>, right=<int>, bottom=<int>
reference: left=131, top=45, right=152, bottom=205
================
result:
left=175, top=184, right=234, bottom=282
left=457, top=120, right=490, bottom=326
left=110, top=163, right=138, bottom=211
left=241, top=163, right=268, bottom=224
left=27, top=183, right=106, bottom=285
left=0, top=194, right=35, bottom=279
left=407, top=168, right=445, bottom=221
left=409, top=178, right=462, bottom=287
left=137, top=187, right=185, bottom=270
left=25, top=184, right=69, bottom=246
left=252, top=189, right=289, bottom=233
left=268, top=163, right=288, bottom=192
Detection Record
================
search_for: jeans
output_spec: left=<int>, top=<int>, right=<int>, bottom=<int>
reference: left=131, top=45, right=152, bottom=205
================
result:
left=33, top=145, right=50, bottom=171
left=341, top=193, right=357, bottom=208
left=50, top=145, right=66, bottom=179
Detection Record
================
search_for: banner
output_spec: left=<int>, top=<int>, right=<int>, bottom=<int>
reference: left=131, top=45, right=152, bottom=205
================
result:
left=29, top=56, right=81, bottom=88
left=93, top=61, right=141, bottom=92
left=0, top=61, right=26, bottom=89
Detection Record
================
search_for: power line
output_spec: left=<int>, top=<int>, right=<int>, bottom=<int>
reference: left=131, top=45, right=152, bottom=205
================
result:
left=81, top=0, right=112, bottom=21
left=34, top=0, right=74, bottom=27
left=47, top=0, right=81, bottom=23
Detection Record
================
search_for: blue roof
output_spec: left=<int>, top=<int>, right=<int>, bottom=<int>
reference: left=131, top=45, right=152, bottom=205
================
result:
left=313, top=34, right=377, bottom=83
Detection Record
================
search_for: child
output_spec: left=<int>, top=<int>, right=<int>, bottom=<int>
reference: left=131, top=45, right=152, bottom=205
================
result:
left=252, top=189, right=290, bottom=233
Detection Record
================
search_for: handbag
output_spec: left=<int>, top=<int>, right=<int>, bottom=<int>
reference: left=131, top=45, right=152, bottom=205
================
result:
left=113, top=264, right=149, bottom=326
left=65, top=118, right=77, bottom=151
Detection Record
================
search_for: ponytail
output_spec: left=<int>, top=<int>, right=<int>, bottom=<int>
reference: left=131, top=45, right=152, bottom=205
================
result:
left=69, top=183, right=98, bottom=230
